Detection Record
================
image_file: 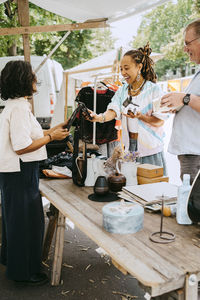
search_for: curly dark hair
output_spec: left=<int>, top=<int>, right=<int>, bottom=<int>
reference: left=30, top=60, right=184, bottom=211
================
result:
left=0, top=60, right=37, bottom=100
left=124, top=42, right=157, bottom=83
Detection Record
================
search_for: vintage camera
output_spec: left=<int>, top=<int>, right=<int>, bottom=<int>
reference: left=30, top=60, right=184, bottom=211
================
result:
left=127, top=103, right=140, bottom=116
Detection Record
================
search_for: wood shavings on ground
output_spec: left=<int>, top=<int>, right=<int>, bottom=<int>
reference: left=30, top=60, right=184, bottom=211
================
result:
left=95, top=247, right=111, bottom=265
left=80, top=247, right=91, bottom=251
left=64, top=240, right=72, bottom=244
left=112, top=291, right=138, bottom=299
left=89, top=279, right=95, bottom=283
left=61, top=290, right=70, bottom=296
left=63, top=263, right=74, bottom=268
left=101, top=278, right=108, bottom=281
left=85, top=264, right=91, bottom=271
left=104, top=256, right=111, bottom=266
left=77, top=244, right=87, bottom=248
left=115, top=275, right=121, bottom=280
left=101, top=278, right=108, bottom=284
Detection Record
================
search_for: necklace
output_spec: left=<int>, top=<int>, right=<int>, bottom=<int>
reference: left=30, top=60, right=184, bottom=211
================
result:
left=129, top=79, right=146, bottom=93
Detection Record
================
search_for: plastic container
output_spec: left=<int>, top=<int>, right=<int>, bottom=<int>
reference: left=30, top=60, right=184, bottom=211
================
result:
left=176, top=174, right=192, bottom=225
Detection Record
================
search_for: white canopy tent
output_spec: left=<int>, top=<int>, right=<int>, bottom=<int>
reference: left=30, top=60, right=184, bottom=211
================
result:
left=0, top=0, right=170, bottom=23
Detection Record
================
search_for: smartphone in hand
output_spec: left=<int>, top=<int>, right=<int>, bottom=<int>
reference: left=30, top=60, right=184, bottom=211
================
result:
left=63, top=102, right=93, bottom=130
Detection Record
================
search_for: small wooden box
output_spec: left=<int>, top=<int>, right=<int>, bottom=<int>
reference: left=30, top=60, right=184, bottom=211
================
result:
left=137, top=175, right=169, bottom=185
left=137, top=164, right=163, bottom=178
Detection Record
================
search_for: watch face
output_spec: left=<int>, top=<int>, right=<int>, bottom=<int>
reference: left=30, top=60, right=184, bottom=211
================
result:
left=183, top=94, right=190, bottom=105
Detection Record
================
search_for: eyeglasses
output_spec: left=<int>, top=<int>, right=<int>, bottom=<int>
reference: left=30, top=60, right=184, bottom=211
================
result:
left=184, top=37, right=200, bottom=47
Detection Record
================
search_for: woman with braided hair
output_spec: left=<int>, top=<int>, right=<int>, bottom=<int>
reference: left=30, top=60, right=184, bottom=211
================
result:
left=87, top=43, right=167, bottom=174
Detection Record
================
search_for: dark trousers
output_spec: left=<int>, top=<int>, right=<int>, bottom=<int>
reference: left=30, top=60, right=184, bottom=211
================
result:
left=0, top=160, right=44, bottom=281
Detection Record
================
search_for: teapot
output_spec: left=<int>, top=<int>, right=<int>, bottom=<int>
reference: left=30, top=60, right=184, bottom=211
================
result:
left=107, top=172, right=126, bottom=192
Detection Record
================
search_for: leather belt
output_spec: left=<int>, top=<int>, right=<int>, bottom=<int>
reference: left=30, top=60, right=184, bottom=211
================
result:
left=129, top=132, right=138, bottom=139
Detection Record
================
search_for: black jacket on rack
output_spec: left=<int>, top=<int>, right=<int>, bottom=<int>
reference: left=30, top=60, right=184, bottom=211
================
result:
left=76, top=86, right=118, bottom=144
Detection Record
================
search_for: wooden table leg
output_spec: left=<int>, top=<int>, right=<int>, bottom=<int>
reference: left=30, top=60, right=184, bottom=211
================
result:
left=42, top=204, right=58, bottom=262
left=51, top=211, right=66, bottom=286
left=185, top=273, right=198, bottom=300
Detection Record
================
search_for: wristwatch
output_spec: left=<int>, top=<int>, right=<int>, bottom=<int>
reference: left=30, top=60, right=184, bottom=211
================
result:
left=183, top=93, right=191, bottom=105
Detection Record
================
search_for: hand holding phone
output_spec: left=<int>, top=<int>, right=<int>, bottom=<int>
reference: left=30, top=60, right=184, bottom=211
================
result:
left=63, top=102, right=93, bottom=130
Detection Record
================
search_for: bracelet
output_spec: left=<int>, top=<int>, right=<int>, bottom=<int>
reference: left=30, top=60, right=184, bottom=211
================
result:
left=99, top=113, right=106, bottom=123
left=47, top=133, right=52, bottom=141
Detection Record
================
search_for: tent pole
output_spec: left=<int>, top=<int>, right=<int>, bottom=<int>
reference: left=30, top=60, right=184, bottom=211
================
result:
left=64, top=72, right=69, bottom=121
left=35, top=31, right=71, bottom=74
left=93, top=76, right=98, bottom=145
left=17, top=0, right=30, bottom=63
left=17, top=0, right=35, bottom=114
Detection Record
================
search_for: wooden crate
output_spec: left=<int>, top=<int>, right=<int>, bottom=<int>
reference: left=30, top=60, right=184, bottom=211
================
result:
left=137, top=175, right=169, bottom=185
left=137, top=163, right=163, bottom=178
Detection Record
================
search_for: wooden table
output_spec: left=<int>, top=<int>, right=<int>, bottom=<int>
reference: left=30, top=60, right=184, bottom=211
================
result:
left=40, top=178, right=200, bottom=299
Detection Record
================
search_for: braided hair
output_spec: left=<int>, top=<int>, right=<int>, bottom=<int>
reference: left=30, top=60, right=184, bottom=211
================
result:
left=124, top=42, right=157, bottom=83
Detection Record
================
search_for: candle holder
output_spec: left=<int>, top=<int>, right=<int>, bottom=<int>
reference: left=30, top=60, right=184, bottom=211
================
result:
left=150, top=195, right=175, bottom=244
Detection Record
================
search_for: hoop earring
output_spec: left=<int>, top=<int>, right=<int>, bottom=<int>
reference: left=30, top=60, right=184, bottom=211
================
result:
left=136, top=71, right=141, bottom=82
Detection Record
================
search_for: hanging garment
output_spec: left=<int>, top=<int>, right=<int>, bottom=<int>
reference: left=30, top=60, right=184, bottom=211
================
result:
left=76, top=87, right=118, bottom=144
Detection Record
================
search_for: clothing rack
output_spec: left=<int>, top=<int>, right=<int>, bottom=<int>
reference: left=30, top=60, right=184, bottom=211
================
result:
left=91, top=72, right=121, bottom=145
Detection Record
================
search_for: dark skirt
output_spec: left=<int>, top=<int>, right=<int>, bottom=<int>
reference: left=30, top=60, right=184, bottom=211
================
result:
left=0, top=160, right=44, bottom=281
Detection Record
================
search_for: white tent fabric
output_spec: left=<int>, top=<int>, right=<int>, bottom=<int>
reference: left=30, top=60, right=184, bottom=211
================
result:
left=65, top=49, right=117, bottom=81
left=0, top=0, right=170, bottom=23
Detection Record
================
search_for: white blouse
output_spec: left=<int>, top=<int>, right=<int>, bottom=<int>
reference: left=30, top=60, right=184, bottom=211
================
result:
left=0, top=97, right=47, bottom=172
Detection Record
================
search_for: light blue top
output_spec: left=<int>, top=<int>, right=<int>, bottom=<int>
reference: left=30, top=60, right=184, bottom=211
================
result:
left=168, top=70, right=200, bottom=155
left=107, top=81, right=165, bottom=156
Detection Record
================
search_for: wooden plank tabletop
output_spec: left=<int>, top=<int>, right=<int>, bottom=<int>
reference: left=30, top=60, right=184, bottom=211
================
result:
left=40, top=178, right=200, bottom=297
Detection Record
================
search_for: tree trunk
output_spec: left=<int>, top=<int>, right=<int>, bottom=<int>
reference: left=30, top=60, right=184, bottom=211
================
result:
left=8, top=43, right=17, bottom=56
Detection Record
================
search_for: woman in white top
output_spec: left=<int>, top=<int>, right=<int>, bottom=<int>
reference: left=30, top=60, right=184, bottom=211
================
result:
left=0, top=60, right=69, bottom=285
left=87, top=43, right=167, bottom=174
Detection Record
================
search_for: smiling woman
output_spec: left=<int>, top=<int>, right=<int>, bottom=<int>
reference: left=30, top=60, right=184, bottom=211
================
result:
left=86, top=42, right=168, bottom=175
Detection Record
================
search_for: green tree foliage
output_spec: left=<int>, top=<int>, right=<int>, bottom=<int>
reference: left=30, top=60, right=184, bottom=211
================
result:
left=132, top=0, right=195, bottom=79
left=88, top=28, right=116, bottom=57
left=194, top=0, right=200, bottom=13
left=0, top=2, right=115, bottom=69
left=0, top=2, right=19, bottom=56
left=27, top=3, right=94, bottom=69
